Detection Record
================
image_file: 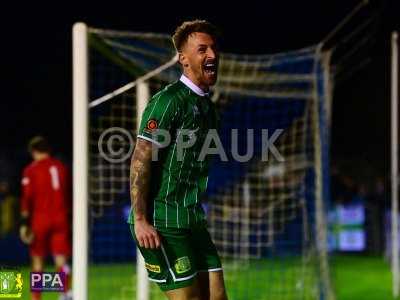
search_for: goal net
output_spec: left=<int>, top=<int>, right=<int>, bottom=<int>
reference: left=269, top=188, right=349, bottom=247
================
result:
left=73, top=23, right=334, bottom=300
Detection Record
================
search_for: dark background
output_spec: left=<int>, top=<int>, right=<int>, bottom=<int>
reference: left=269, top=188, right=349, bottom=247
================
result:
left=0, top=0, right=398, bottom=191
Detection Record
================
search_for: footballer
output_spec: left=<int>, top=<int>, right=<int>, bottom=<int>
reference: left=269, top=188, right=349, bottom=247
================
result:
left=20, top=136, right=72, bottom=300
left=128, top=20, right=228, bottom=300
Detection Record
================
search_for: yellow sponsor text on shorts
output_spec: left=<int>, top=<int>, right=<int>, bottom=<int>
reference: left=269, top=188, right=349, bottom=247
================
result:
left=145, top=263, right=161, bottom=273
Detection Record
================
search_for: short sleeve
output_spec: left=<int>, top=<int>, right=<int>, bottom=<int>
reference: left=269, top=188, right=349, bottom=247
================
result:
left=137, top=93, right=179, bottom=146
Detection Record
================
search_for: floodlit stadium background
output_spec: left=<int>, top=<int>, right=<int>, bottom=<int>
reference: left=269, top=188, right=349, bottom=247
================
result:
left=0, top=1, right=399, bottom=300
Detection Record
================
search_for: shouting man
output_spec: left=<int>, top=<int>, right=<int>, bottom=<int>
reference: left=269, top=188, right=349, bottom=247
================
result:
left=128, top=20, right=228, bottom=300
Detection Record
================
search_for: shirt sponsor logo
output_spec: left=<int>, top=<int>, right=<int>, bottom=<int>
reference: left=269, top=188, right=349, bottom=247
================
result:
left=145, top=263, right=161, bottom=273
left=174, top=256, right=191, bottom=274
left=193, top=105, right=200, bottom=115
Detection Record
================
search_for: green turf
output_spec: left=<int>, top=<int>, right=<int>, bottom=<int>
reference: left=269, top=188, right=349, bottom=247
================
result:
left=17, top=255, right=396, bottom=300
left=331, top=255, right=396, bottom=300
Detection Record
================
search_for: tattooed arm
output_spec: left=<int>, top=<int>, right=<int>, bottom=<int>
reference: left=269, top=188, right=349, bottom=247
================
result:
left=130, top=138, right=152, bottom=220
left=130, top=138, right=160, bottom=249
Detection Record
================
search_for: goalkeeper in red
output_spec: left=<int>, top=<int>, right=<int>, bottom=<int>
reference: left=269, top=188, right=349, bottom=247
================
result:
left=19, top=136, right=72, bottom=300
left=128, top=20, right=228, bottom=299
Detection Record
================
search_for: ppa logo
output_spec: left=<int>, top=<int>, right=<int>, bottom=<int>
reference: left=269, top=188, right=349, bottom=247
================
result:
left=30, top=272, right=66, bottom=292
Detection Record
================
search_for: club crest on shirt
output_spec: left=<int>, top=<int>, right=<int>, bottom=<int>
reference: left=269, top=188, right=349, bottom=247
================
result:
left=175, top=128, right=199, bottom=143
left=192, top=105, right=200, bottom=115
left=144, top=119, right=158, bottom=133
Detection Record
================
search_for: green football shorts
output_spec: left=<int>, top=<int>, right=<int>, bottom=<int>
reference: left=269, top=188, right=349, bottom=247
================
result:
left=129, top=223, right=222, bottom=291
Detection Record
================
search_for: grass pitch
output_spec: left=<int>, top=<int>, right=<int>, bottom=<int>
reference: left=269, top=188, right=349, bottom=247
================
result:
left=18, top=255, right=395, bottom=300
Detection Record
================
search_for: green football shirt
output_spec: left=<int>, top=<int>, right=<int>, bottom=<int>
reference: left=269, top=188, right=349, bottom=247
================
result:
left=128, top=75, right=218, bottom=229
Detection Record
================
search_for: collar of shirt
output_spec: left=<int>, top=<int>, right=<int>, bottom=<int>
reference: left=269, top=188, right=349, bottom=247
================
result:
left=179, top=74, right=209, bottom=97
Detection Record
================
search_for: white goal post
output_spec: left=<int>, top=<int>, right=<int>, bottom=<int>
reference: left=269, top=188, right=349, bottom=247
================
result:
left=136, top=81, right=151, bottom=300
left=391, top=30, right=399, bottom=299
left=73, top=23, right=153, bottom=300
left=73, top=22, right=162, bottom=300
left=72, top=22, right=89, bottom=300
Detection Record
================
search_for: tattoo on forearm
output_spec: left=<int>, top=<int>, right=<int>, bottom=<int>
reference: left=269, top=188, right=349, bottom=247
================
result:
left=130, top=139, right=153, bottom=220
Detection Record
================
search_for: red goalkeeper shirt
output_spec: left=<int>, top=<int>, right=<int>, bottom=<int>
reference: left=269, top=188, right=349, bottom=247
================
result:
left=20, top=157, right=70, bottom=223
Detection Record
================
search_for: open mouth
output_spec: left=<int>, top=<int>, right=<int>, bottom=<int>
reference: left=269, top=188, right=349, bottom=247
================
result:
left=203, top=61, right=217, bottom=76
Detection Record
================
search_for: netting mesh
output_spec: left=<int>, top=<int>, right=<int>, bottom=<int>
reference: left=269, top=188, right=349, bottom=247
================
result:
left=87, top=27, right=333, bottom=300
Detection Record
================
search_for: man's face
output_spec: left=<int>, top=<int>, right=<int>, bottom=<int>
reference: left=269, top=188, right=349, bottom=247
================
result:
left=31, top=150, right=44, bottom=161
left=31, top=150, right=39, bottom=161
left=180, top=32, right=219, bottom=89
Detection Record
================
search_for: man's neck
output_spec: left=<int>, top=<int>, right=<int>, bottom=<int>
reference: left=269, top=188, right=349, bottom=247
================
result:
left=34, top=153, right=50, bottom=161
left=180, top=73, right=208, bottom=96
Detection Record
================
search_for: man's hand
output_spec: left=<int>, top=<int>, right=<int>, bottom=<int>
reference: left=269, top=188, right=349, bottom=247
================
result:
left=134, top=219, right=161, bottom=249
left=19, top=225, right=34, bottom=245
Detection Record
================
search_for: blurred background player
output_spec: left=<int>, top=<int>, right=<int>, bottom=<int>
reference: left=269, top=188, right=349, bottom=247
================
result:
left=19, top=136, right=72, bottom=300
